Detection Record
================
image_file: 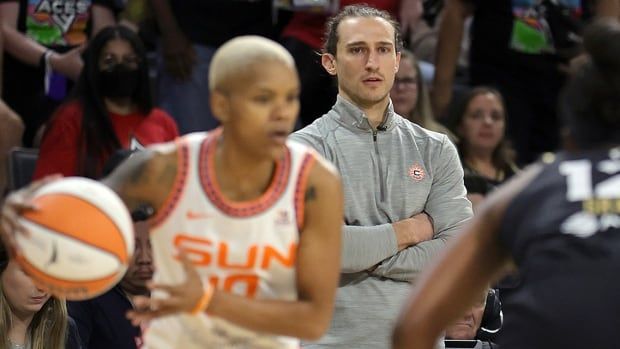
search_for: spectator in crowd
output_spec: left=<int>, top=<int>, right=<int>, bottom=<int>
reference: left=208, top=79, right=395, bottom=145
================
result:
left=0, top=240, right=81, bottom=349
left=451, top=87, right=518, bottom=188
left=0, top=0, right=116, bottom=146
left=432, top=0, right=619, bottom=164
left=149, top=0, right=275, bottom=134
left=445, top=289, right=502, bottom=349
left=393, top=19, right=620, bottom=349
left=33, top=25, right=178, bottom=180
left=390, top=49, right=454, bottom=141
left=68, top=220, right=152, bottom=349
left=291, top=5, right=472, bottom=348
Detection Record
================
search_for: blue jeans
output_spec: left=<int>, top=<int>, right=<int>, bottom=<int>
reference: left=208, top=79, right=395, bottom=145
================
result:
left=156, top=43, right=219, bottom=134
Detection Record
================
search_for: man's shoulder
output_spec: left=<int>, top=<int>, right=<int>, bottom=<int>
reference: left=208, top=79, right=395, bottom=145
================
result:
left=290, top=115, right=339, bottom=149
left=394, top=117, right=449, bottom=147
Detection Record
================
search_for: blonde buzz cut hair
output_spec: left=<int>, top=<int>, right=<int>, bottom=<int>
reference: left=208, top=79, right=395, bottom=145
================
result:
left=209, top=35, right=296, bottom=93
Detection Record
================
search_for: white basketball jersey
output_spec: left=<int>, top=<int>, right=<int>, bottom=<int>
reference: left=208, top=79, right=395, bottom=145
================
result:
left=143, top=130, right=317, bottom=349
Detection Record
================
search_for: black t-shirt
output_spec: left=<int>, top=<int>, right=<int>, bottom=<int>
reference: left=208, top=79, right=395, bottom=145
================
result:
left=497, top=148, right=620, bottom=348
left=169, top=0, right=274, bottom=47
left=469, top=0, right=592, bottom=79
left=68, top=286, right=141, bottom=349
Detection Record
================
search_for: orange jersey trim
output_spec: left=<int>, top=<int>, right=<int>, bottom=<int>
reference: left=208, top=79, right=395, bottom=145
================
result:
left=198, top=130, right=292, bottom=217
left=150, top=139, right=190, bottom=228
left=294, top=153, right=316, bottom=231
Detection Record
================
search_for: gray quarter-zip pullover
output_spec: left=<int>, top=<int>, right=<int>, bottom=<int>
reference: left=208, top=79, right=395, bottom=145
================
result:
left=291, top=96, right=473, bottom=349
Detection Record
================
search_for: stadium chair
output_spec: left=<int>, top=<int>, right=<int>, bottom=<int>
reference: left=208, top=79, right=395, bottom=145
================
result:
left=7, top=147, right=39, bottom=191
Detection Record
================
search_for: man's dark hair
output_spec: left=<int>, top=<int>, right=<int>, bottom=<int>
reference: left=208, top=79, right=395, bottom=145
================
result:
left=323, top=4, right=403, bottom=56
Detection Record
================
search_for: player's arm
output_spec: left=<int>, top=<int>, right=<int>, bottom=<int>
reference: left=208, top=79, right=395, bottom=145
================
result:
left=128, top=156, right=344, bottom=340
left=102, top=147, right=178, bottom=216
left=391, top=164, right=543, bottom=349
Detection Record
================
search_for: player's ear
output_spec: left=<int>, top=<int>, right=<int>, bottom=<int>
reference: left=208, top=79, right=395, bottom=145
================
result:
left=322, top=53, right=337, bottom=76
left=210, top=90, right=230, bottom=123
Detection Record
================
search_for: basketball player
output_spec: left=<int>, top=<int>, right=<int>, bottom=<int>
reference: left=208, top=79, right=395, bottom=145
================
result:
left=2, top=36, right=343, bottom=349
left=392, top=19, right=620, bottom=349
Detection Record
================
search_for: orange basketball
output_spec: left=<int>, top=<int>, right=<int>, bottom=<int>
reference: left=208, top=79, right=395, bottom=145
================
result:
left=15, top=177, right=135, bottom=300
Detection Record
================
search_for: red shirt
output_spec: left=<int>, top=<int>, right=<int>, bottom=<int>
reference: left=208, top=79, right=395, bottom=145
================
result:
left=281, top=0, right=400, bottom=49
left=34, top=101, right=179, bottom=179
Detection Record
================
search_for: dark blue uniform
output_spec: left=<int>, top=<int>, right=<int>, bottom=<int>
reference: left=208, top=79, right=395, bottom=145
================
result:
left=498, top=147, right=620, bottom=348
left=68, top=285, right=141, bottom=349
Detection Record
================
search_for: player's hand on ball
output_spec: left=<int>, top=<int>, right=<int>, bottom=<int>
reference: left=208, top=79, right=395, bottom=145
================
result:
left=127, top=251, right=213, bottom=325
left=0, top=175, right=62, bottom=257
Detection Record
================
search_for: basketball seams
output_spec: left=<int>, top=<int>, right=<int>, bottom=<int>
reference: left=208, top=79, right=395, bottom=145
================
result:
left=19, top=218, right=126, bottom=263
left=24, top=193, right=128, bottom=262
left=15, top=177, right=134, bottom=300
left=36, top=177, right=134, bottom=254
left=17, top=254, right=124, bottom=300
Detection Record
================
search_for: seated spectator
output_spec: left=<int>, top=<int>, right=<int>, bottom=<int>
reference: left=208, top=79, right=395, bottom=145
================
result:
left=390, top=49, right=455, bottom=141
left=33, top=25, right=178, bottom=180
left=446, top=289, right=502, bottom=348
left=0, top=240, right=81, bottom=349
left=68, top=220, right=152, bottom=349
left=451, top=87, right=518, bottom=188
left=0, top=0, right=115, bottom=147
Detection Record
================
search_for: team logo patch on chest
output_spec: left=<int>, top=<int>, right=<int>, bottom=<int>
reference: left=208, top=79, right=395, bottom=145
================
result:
left=408, top=163, right=426, bottom=181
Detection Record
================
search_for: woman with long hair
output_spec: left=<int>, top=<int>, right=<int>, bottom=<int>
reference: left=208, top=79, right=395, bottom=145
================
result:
left=451, top=86, right=518, bottom=187
left=34, top=25, right=178, bottom=179
left=390, top=49, right=455, bottom=141
left=0, top=241, right=79, bottom=349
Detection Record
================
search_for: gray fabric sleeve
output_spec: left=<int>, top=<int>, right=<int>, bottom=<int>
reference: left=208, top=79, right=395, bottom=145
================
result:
left=291, top=129, right=402, bottom=273
left=370, top=136, right=473, bottom=282
left=289, top=127, right=326, bottom=155
left=341, top=224, right=399, bottom=273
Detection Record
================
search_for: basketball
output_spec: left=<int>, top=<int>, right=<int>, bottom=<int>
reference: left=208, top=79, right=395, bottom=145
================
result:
left=14, top=177, right=135, bottom=300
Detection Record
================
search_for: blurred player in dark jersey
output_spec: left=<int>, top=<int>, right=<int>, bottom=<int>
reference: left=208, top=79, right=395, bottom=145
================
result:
left=393, top=18, right=620, bottom=349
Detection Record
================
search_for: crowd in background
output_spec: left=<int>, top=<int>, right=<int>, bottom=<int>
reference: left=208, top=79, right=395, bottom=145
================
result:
left=0, top=0, right=618, bottom=348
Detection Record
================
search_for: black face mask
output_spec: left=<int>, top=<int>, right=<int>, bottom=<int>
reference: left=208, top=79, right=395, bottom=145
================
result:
left=98, top=65, right=140, bottom=98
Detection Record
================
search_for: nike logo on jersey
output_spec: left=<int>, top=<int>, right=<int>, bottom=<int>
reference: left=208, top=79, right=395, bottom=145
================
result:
left=186, top=211, right=211, bottom=220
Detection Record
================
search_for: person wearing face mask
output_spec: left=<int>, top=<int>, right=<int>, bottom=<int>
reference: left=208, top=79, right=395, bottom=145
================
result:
left=33, top=25, right=178, bottom=180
